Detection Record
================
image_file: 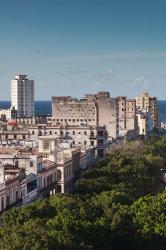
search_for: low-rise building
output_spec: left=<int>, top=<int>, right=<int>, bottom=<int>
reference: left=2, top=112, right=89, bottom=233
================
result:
left=29, top=124, right=107, bottom=158
left=136, top=111, right=153, bottom=136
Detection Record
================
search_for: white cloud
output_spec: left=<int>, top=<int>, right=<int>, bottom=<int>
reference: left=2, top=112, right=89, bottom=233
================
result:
left=132, top=76, right=153, bottom=92
left=53, top=51, right=166, bottom=61
left=94, top=68, right=115, bottom=81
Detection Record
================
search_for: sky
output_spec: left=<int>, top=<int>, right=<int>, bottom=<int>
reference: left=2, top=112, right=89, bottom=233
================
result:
left=0, top=0, right=166, bottom=100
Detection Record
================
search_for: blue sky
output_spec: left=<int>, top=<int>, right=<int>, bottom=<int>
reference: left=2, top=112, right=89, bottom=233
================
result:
left=0, top=0, right=166, bottom=100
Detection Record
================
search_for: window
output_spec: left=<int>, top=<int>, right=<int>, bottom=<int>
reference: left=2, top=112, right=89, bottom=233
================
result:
left=98, top=131, right=103, bottom=137
left=30, top=161, right=33, bottom=167
left=84, top=141, right=87, bottom=145
left=84, top=131, right=87, bottom=135
left=90, top=131, right=94, bottom=137
left=57, top=170, right=62, bottom=181
left=1, top=197, right=4, bottom=210
left=39, top=131, right=42, bottom=136
left=15, top=160, right=18, bottom=167
left=73, top=131, right=75, bottom=135
left=43, top=140, right=50, bottom=150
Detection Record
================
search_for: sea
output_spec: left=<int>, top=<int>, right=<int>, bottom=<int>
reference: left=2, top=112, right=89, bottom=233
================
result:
left=0, top=101, right=52, bottom=116
left=0, top=100, right=166, bottom=122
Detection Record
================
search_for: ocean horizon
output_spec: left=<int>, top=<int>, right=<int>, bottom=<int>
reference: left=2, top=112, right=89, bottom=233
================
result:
left=0, top=100, right=166, bottom=122
left=0, top=101, right=52, bottom=116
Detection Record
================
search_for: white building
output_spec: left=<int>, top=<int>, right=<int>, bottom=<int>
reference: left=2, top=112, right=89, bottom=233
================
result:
left=136, top=110, right=153, bottom=136
left=11, top=74, right=34, bottom=117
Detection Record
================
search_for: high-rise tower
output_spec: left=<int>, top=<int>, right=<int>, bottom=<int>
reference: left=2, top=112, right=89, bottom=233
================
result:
left=11, top=74, right=34, bottom=117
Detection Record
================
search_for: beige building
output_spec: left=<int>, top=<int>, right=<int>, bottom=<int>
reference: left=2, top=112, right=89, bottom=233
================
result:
left=97, top=92, right=119, bottom=139
left=56, top=147, right=81, bottom=193
left=135, top=92, right=160, bottom=128
left=52, top=96, right=97, bottom=127
left=126, top=99, right=137, bottom=131
left=118, top=97, right=137, bottom=136
left=38, top=137, right=95, bottom=193
left=52, top=92, right=119, bottom=139
left=38, top=160, right=57, bottom=197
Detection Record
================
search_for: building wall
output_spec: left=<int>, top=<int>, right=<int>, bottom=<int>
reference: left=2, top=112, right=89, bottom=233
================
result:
left=52, top=92, right=119, bottom=139
left=97, top=92, right=119, bottom=139
left=38, top=164, right=57, bottom=194
left=126, top=99, right=137, bottom=132
left=135, top=92, right=160, bottom=128
left=118, top=96, right=126, bottom=135
left=52, top=96, right=97, bottom=126
left=0, top=177, right=20, bottom=212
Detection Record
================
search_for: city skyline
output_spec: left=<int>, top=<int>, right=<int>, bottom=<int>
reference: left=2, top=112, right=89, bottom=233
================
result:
left=1, top=0, right=166, bottom=100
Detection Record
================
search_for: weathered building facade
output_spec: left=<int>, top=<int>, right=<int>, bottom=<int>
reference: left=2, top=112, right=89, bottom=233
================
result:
left=52, top=92, right=119, bottom=139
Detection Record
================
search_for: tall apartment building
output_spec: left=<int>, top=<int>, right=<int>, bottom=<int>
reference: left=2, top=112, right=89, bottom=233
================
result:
left=52, top=92, right=119, bottom=139
left=118, top=97, right=137, bottom=136
left=11, top=74, right=34, bottom=117
left=135, top=92, right=160, bottom=128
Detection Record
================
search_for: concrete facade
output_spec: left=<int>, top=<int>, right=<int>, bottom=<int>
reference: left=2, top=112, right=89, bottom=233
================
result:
left=118, top=97, right=137, bottom=136
left=52, top=96, right=97, bottom=127
left=52, top=92, right=119, bottom=139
